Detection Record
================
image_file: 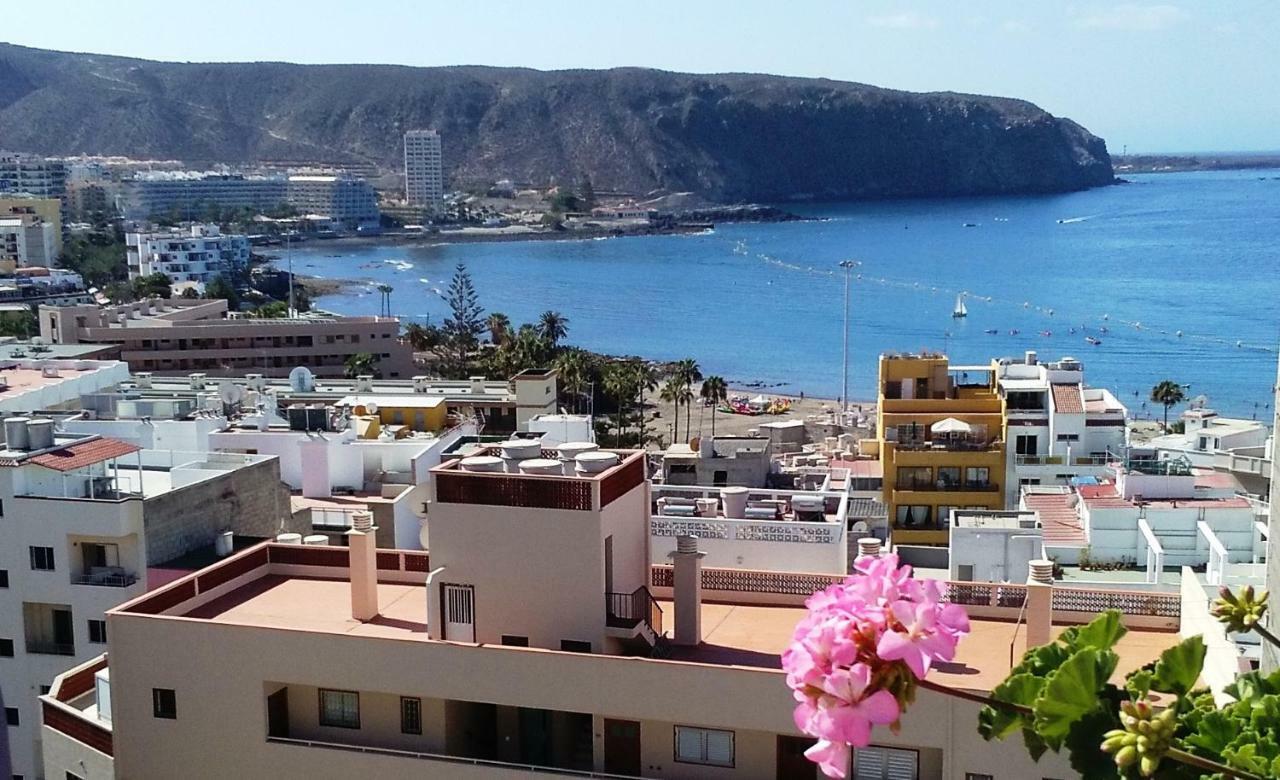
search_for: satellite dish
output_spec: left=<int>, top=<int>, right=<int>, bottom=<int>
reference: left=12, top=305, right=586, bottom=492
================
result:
left=218, top=381, right=244, bottom=406
left=288, top=366, right=315, bottom=392
left=365, top=401, right=379, bottom=415
left=1192, top=394, right=1209, bottom=409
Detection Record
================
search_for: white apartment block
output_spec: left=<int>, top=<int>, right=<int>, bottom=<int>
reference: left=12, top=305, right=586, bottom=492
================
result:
left=118, top=173, right=288, bottom=221
left=37, top=444, right=1197, bottom=780
left=404, top=130, right=443, bottom=207
left=996, top=351, right=1129, bottom=504
left=125, top=224, right=250, bottom=290
left=286, top=175, right=380, bottom=230
left=0, top=153, right=67, bottom=203
left=0, top=217, right=57, bottom=272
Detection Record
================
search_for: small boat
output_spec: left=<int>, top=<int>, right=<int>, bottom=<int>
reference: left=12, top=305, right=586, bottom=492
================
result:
left=1040, top=330, right=1053, bottom=337
left=963, top=222, right=978, bottom=227
left=1176, top=330, right=1183, bottom=337
left=1237, top=340, right=1244, bottom=348
left=1009, top=329, right=1020, bottom=335
left=984, top=328, right=999, bottom=335
left=1086, top=336, right=1102, bottom=345
left=1099, top=326, right=1109, bottom=334
left=952, top=293, right=968, bottom=318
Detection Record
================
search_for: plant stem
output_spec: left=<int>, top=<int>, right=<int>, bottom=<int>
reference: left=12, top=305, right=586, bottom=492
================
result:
left=1167, top=747, right=1265, bottom=780
left=1252, top=621, right=1280, bottom=650
left=916, top=677, right=1033, bottom=716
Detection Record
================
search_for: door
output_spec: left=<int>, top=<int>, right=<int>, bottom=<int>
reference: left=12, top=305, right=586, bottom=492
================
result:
left=604, top=719, right=641, bottom=775
left=443, top=584, right=476, bottom=642
left=266, top=688, right=290, bottom=738
left=53, top=608, right=74, bottom=650
left=1016, top=434, right=1038, bottom=456
left=777, top=735, right=818, bottom=779
left=604, top=536, right=614, bottom=595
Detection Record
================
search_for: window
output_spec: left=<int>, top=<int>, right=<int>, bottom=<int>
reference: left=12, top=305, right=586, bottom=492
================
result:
left=1020, top=478, right=1041, bottom=487
left=5, top=707, right=17, bottom=726
left=501, top=635, right=529, bottom=647
left=29, top=546, right=55, bottom=571
left=965, top=774, right=994, bottom=780
left=894, top=505, right=932, bottom=529
left=0, top=570, right=7, bottom=588
left=67, top=772, right=87, bottom=780
left=0, top=639, right=12, bottom=658
left=712, top=470, right=728, bottom=486
left=896, top=466, right=932, bottom=490
left=152, top=688, right=177, bottom=719
left=965, top=467, right=989, bottom=487
left=957, top=564, right=975, bottom=582
left=88, top=620, right=107, bottom=644
left=854, top=745, right=919, bottom=779
left=1055, top=433, right=1080, bottom=442
left=400, top=697, right=422, bottom=735
left=560, top=640, right=592, bottom=653
left=318, top=689, right=359, bottom=729
left=936, top=466, right=961, bottom=488
left=674, top=725, right=734, bottom=767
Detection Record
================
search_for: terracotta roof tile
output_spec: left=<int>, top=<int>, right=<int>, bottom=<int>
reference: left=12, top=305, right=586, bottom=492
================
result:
left=28, top=438, right=141, bottom=472
left=1023, top=492, right=1087, bottom=545
left=1051, top=384, right=1084, bottom=414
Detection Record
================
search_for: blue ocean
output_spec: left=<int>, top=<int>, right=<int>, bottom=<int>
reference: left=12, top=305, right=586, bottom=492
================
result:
left=291, top=170, right=1280, bottom=418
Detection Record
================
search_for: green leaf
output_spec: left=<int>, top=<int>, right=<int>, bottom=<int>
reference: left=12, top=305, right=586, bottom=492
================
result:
left=1184, top=710, right=1236, bottom=754
left=1064, top=610, right=1127, bottom=653
left=1125, top=668, right=1154, bottom=699
left=1034, top=648, right=1109, bottom=747
left=1152, top=636, right=1206, bottom=697
left=1022, top=726, right=1048, bottom=762
left=1012, top=641, right=1072, bottom=678
left=1062, top=708, right=1124, bottom=779
left=978, top=674, right=1043, bottom=740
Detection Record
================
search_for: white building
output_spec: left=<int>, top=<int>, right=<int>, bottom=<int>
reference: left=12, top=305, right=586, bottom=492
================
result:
left=124, top=224, right=249, bottom=291
left=1149, top=407, right=1269, bottom=468
left=948, top=510, right=1044, bottom=583
left=0, top=152, right=67, bottom=203
left=286, top=174, right=380, bottom=230
left=996, top=352, right=1129, bottom=503
left=0, top=216, right=57, bottom=271
left=404, top=129, right=443, bottom=207
left=118, top=172, right=288, bottom=221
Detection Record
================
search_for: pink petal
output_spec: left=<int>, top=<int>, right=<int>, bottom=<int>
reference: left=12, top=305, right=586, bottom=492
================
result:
left=858, top=689, right=903, bottom=725
left=805, top=739, right=850, bottom=779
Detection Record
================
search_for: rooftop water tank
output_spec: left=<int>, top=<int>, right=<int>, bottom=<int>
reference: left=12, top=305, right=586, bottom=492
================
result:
left=498, top=439, right=542, bottom=461
left=275, top=533, right=303, bottom=545
left=4, top=417, right=30, bottom=451
left=459, top=455, right=504, bottom=473
left=518, top=458, right=563, bottom=475
left=575, top=451, right=620, bottom=474
left=26, top=419, right=54, bottom=450
left=556, top=441, right=598, bottom=460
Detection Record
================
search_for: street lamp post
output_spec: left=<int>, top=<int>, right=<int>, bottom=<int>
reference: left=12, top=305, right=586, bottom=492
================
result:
left=838, top=260, right=858, bottom=416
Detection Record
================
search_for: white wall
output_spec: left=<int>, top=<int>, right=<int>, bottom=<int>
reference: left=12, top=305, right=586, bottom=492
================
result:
left=949, top=528, right=1042, bottom=582
left=650, top=516, right=846, bottom=574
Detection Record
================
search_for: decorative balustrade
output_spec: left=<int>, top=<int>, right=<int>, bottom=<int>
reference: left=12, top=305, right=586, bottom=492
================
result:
left=1051, top=587, right=1180, bottom=618
left=650, top=517, right=839, bottom=544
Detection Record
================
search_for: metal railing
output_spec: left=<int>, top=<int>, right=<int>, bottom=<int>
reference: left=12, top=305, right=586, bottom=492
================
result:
left=72, top=571, right=139, bottom=588
left=27, top=639, right=76, bottom=656
left=605, top=586, right=663, bottom=637
left=894, top=481, right=998, bottom=493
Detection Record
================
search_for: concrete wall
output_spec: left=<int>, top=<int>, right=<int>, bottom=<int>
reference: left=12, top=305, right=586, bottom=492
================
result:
left=650, top=517, right=846, bottom=574
left=948, top=528, right=1042, bottom=583
left=142, top=456, right=300, bottom=564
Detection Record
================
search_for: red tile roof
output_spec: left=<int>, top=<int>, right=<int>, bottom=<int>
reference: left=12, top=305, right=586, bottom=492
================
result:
left=1051, top=384, right=1084, bottom=414
left=28, top=438, right=141, bottom=472
left=835, top=459, right=883, bottom=478
left=1023, top=492, right=1087, bottom=545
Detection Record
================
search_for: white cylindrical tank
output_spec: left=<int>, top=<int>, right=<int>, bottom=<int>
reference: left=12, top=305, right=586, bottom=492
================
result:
left=720, top=486, right=750, bottom=519
left=4, top=417, right=30, bottom=451
left=575, top=451, right=619, bottom=474
left=556, top=441, right=598, bottom=461
left=215, top=530, right=235, bottom=557
left=519, top=458, right=563, bottom=475
left=26, top=419, right=54, bottom=450
left=303, top=534, right=329, bottom=546
left=276, top=533, right=303, bottom=545
left=460, top=455, right=504, bottom=473
left=498, top=439, right=542, bottom=461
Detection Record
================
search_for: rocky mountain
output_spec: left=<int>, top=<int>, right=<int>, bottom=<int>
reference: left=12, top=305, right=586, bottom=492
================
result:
left=0, top=43, right=1115, bottom=201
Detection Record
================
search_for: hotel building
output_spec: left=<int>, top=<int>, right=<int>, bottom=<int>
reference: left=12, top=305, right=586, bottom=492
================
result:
left=404, top=130, right=444, bottom=207
left=124, top=225, right=250, bottom=291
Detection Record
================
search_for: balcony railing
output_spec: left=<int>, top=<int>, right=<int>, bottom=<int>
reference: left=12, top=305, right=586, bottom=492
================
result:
left=73, top=570, right=139, bottom=588
left=605, top=586, right=663, bottom=637
left=27, top=639, right=76, bottom=656
left=895, top=439, right=998, bottom=452
left=894, top=481, right=998, bottom=493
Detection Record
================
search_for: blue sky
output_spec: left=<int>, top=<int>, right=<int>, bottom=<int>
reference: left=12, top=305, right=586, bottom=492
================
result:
left=9, top=1, right=1279, bottom=152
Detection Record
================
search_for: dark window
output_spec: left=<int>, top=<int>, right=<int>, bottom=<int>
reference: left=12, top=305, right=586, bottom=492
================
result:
left=67, top=772, right=87, bottom=780
left=674, top=725, right=734, bottom=767
left=560, top=640, right=592, bottom=653
left=152, top=688, right=177, bottom=719
left=501, top=635, right=529, bottom=647
left=400, top=697, right=422, bottom=735
left=966, top=774, right=994, bottom=780
left=0, top=570, right=7, bottom=588
left=712, top=470, right=728, bottom=486
left=39, top=686, right=50, bottom=695
left=88, top=620, right=107, bottom=644
left=5, top=707, right=18, bottom=726
left=29, top=546, right=55, bottom=571
left=318, top=689, right=359, bottom=729
left=0, top=639, right=12, bottom=657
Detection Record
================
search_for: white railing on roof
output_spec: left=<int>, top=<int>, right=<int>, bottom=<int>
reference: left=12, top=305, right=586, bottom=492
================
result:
left=650, top=516, right=842, bottom=545
left=1198, top=520, right=1230, bottom=586
left=1138, top=517, right=1164, bottom=585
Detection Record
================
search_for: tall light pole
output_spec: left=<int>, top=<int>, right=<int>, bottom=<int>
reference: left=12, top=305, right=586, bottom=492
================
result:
left=839, top=260, right=858, bottom=416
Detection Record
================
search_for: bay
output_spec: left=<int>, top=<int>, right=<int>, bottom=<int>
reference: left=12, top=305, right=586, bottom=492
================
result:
left=290, top=170, right=1280, bottom=418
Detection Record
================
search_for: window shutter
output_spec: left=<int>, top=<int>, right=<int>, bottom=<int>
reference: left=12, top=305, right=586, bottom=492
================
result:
left=704, top=730, right=734, bottom=765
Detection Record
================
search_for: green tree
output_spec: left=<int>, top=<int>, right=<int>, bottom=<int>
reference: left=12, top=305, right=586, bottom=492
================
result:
left=578, top=176, right=597, bottom=210
left=131, top=272, right=172, bottom=300
left=403, top=321, right=441, bottom=352
left=700, top=376, right=729, bottom=438
left=344, top=352, right=380, bottom=379
left=250, top=301, right=290, bottom=318
left=660, top=377, right=683, bottom=445
left=204, top=275, right=240, bottom=310
left=554, top=348, right=589, bottom=413
left=0, top=310, right=37, bottom=339
left=1150, top=380, right=1188, bottom=431
left=58, top=231, right=127, bottom=287
left=538, top=310, right=569, bottom=347
left=673, top=359, right=703, bottom=442
left=603, top=364, right=634, bottom=447
left=630, top=361, right=660, bottom=444
left=487, top=312, right=512, bottom=346
left=440, top=263, right=485, bottom=376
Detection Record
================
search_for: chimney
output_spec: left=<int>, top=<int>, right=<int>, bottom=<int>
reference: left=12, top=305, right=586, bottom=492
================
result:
left=669, top=535, right=706, bottom=646
left=857, top=537, right=882, bottom=558
left=1025, top=350, right=1037, bottom=366
left=1025, top=559, right=1054, bottom=648
left=348, top=512, right=379, bottom=622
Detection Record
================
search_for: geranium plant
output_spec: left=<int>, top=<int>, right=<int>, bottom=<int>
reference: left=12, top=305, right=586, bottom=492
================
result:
left=785, top=554, right=1280, bottom=779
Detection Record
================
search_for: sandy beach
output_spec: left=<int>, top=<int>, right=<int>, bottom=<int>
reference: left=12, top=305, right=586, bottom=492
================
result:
left=643, top=389, right=872, bottom=447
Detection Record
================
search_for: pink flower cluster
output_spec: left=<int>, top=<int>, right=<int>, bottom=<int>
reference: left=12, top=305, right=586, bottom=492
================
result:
left=782, top=553, right=971, bottom=778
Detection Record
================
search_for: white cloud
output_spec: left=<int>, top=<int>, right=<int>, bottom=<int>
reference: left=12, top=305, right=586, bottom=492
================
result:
left=1001, top=19, right=1033, bottom=33
left=866, top=11, right=941, bottom=30
left=1073, top=4, right=1189, bottom=31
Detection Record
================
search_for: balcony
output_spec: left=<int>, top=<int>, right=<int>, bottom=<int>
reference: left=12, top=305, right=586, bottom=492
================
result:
left=894, top=481, right=999, bottom=493
left=72, top=567, right=139, bottom=588
left=894, top=438, right=999, bottom=453
left=1014, top=454, right=1064, bottom=466
left=27, top=639, right=76, bottom=656
left=605, top=586, right=663, bottom=639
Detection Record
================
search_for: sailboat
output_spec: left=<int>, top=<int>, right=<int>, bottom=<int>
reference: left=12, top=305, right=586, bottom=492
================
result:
left=952, top=293, right=968, bottom=318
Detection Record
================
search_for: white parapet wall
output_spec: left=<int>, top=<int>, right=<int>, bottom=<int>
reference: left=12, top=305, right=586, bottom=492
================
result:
left=650, top=516, right=846, bottom=573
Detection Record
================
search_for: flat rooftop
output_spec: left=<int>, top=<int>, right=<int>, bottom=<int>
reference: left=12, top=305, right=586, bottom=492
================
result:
left=150, top=563, right=1176, bottom=693
left=0, top=362, right=123, bottom=402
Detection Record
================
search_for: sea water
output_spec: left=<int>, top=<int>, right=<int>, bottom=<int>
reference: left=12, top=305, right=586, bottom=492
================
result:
left=289, top=170, right=1280, bottom=417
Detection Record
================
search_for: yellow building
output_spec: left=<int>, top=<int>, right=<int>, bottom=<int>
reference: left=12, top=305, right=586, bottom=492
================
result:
left=337, top=394, right=449, bottom=434
left=0, top=197, right=63, bottom=256
left=871, top=354, right=1006, bottom=545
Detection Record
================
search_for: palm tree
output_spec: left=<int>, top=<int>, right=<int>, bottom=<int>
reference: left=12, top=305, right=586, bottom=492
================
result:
left=673, top=359, right=702, bottom=442
left=700, top=376, right=729, bottom=438
left=343, top=352, right=380, bottom=379
left=402, top=321, right=439, bottom=352
left=554, top=349, right=588, bottom=413
left=630, top=360, right=660, bottom=443
left=1150, top=380, right=1188, bottom=431
left=487, top=312, right=512, bottom=346
left=659, top=378, right=683, bottom=445
left=676, top=382, right=696, bottom=443
left=538, top=310, right=570, bottom=347
left=603, top=365, right=633, bottom=447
